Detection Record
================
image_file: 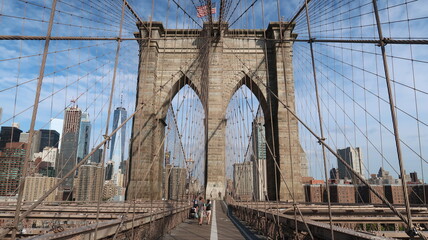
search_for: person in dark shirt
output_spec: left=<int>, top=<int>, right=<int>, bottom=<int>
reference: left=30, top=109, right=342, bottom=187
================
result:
left=190, top=198, right=198, bottom=219
left=205, top=199, right=212, bottom=225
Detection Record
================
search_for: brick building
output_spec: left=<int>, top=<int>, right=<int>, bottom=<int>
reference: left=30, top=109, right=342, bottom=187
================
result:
left=304, top=184, right=325, bottom=203
left=384, top=185, right=405, bottom=204
left=0, top=142, right=27, bottom=196
left=329, top=184, right=355, bottom=203
left=408, top=184, right=428, bottom=204
left=356, top=185, right=384, bottom=204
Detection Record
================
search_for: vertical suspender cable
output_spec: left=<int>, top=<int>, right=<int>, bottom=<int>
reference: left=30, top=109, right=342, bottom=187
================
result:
left=302, top=0, right=335, bottom=239
left=371, top=0, right=420, bottom=238
left=94, top=1, right=126, bottom=239
left=11, top=0, right=58, bottom=239
left=404, top=2, right=426, bottom=205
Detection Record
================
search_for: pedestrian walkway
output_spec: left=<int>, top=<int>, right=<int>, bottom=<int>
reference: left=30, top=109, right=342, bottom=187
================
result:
left=161, top=201, right=249, bottom=240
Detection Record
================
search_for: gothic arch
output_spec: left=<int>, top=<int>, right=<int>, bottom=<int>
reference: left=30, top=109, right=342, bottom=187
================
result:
left=226, top=74, right=269, bottom=120
left=160, top=74, right=206, bottom=120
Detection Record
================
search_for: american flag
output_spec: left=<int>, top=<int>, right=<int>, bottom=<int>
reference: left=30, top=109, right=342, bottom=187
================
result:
left=196, top=4, right=216, bottom=18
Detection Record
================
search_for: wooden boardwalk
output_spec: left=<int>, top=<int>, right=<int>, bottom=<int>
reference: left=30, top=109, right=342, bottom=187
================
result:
left=161, top=201, right=252, bottom=240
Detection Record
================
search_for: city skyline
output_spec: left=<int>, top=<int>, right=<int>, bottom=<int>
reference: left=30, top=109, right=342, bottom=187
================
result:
left=1, top=114, right=427, bottom=183
left=0, top=0, right=426, bottom=183
left=0, top=103, right=130, bottom=166
left=0, top=0, right=427, bottom=238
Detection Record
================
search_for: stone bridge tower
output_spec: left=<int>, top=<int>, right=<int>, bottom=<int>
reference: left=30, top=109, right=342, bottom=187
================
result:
left=126, top=21, right=307, bottom=201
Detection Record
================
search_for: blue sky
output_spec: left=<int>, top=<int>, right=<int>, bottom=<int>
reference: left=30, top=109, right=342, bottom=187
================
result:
left=293, top=0, right=428, bottom=181
left=1, top=0, right=427, bottom=184
left=0, top=0, right=139, bottom=166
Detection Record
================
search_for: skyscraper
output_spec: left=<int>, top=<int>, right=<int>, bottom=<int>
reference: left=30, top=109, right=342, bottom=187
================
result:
left=56, top=107, right=81, bottom=196
left=252, top=116, right=266, bottom=160
left=50, top=118, right=63, bottom=149
left=89, top=148, right=103, bottom=164
left=233, top=161, right=254, bottom=201
left=110, top=107, right=127, bottom=174
left=77, top=112, right=91, bottom=164
left=330, top=168, right=339, bottom=181
left=39, top=129, right=60, bottom=152
left=0, top=126, right=23, bottom=150
left=105, top=161, right=113, bottom=180
left=337, top=146, right=364, bottom=183
left=19, top=131, right=41, bottom=160
left=251, top=116, right=267, bottom=201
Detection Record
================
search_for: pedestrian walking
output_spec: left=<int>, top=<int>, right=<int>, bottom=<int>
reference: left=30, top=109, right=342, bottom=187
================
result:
left=197, top=196, right=205, bottom=225
left=205, top=199, right=212, bottom=225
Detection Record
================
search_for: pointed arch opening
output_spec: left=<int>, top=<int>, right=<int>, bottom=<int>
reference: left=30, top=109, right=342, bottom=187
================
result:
left=161, top=75, right=205, bottom=120
left=225, top=75, right=270, bottom=201
left=161, top=76, right=206, bottom=200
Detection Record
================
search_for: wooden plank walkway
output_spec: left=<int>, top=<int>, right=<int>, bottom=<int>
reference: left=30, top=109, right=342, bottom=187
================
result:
left=161, top=201, right=247, bottom=240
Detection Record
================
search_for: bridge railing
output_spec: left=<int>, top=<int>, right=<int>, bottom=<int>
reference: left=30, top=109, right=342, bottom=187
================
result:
left=21, top=204, right=191, bottom=239
left=229, top=203, right=391, bottom=240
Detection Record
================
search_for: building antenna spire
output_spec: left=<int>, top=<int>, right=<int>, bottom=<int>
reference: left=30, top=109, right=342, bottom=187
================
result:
left=120, top=91, right=123, bottom=107
left=70, top=98, right=76, bottom=107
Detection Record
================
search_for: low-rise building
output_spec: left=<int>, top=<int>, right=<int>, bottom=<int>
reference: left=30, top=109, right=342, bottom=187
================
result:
left=329, top=184, right=355, bottom=203
left=74, top=163, right=103, bottom=201
left=384, top=184, right=405, bottom=204
left=408, top=184, right=428, bottom=204
left=304, top=184, right=325, bottom=203
left=103, top=181, right=120, bottom=201
left=23, top=175, right=58, bottom=202
left=356, top=185, right=384, bottom=204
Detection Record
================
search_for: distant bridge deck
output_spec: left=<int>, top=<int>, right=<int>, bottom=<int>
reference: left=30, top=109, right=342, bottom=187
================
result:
left=161, top=200, right=254, bottom=240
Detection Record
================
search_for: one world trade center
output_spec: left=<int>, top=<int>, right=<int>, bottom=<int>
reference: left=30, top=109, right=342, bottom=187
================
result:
left=110, top=106, right=127, bottom=185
